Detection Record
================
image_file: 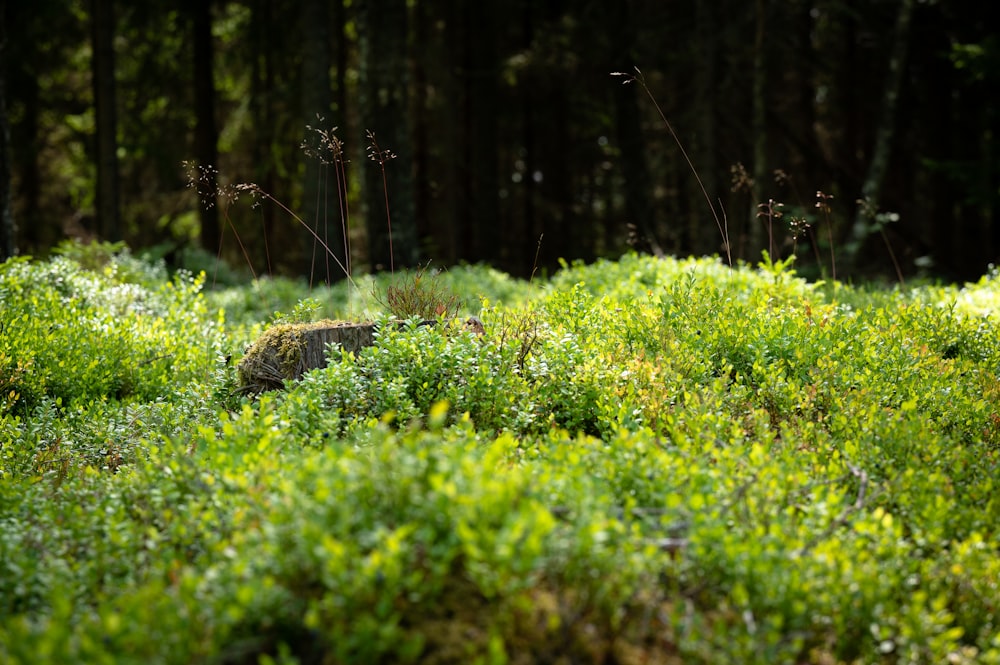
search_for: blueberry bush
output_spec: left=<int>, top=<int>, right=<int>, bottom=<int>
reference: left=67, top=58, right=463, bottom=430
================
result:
left=1, top=247, right=999, bottom=664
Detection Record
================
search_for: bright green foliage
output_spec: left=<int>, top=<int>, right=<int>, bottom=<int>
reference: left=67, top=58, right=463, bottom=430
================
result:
left=0, top=249, right=225, bottom=474
left=207, top=262, right=537, bottom=347
left=283, top=319, right=529, bottom=438
left=0, top=251, right=222, bottom=415
left=2, top=251, right=1000, bottom=664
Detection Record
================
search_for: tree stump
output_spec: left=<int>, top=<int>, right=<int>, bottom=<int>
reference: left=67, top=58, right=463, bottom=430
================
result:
left=237, top=320, right=376, bottom=393
left=236, top=317, right=485, bottom=394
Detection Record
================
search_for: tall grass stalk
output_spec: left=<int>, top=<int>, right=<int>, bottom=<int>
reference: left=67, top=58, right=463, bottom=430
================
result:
left=367, top=130, right=396, bottom=274
left=816, top=191, right=838, bottom=281
left=235, top=182, right=358, bottom=291
left=303, top=122, right=353, bottom=286
left=613, top=66, right=732, bottom=267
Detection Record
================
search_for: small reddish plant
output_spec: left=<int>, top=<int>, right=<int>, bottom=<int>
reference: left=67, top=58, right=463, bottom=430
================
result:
left=372, top=263, right=462, bottom=321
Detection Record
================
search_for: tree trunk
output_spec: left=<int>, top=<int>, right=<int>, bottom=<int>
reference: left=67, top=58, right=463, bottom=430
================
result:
left=333, top=0, right=347, bottom=120
left=358, top=0, right=417, bottom=272
left=412, top=0, right=430, bottom=261
left=541, top=77, right=580, bottom=262
left=749, top=0, right=768, bottom=260
left=332, top=0, right=351, bottom=273
left=90, top=0, right=120, bottom=241
left=300, top=0, right=333, bottom=282
left=462, top=0, right=500, bottom=265
left=519, top=2, right=540, bottom=274
left=249, top=0, right=276, bottom=274
left=840, top=0, right=863, bottom=182
left=190, top=0, right=219, bottom=255
left=607, top=2, right=660, bottom=257
left=0, top=0, right=16, bottom=260
left=11, top=74, right=39, bottom=252
left=848, top=0, right=915, bottom=261
left=693, top=0, right=719, bottom=257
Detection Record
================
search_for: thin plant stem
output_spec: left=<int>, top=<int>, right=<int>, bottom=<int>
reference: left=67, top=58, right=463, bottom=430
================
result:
left=303, top=121, right=354, bottom=285
left=816, top=191, right=837, bottom=281
left=310, top=164, right=322, bottom=287
left=220, top=206, right=256, bottom=280
left=756, top=199, right=781, bottom=261
left=337, top=157, right=351, bottom=278
left=255, top=189, right=360, bottom=292
left=805, top=225, right=823, bottom=272
left=324, top=163, right=331, bottom=285
left=381, top=165, right=394, bottom=274
left=261, top=208, right=272, bottom=276
left=881, top=227, right=905, bottom=285
left=530, top=233, right=544, bottom=284
left=827, top=219, right=837, bottom=280
left=367, top=130, right=395, bottom=274
left=614, top=66, right=731, bottom=267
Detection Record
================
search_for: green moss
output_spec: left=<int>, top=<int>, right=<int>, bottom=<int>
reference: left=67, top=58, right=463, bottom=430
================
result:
left=236, top=319, right=347, bottom=392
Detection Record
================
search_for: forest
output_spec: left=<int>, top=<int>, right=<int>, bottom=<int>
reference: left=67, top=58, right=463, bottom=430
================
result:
left=3, top=3, right=1000, bottom=660
left=0, top=0, right=998, bottom=282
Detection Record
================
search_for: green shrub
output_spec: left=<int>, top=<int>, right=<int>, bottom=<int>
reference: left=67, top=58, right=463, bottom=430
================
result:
left=280, top=317, right=535, bottom=438
left=0, top=254, right=222, bottom=415
left=4, top=252, right=1000, bottom=664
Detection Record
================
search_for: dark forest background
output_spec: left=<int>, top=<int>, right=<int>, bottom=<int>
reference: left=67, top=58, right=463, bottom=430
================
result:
left=0, top=0, right=997, bottom=282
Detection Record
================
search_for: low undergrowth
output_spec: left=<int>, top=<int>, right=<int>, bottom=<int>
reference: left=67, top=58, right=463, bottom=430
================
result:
left=1, top=246, right=999, bottom=664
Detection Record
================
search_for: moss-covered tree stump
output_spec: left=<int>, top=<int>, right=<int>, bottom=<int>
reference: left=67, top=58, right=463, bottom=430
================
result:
left=237, top=321, right=375, bottom=393
left=236, top=317, right=485, bottom=394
